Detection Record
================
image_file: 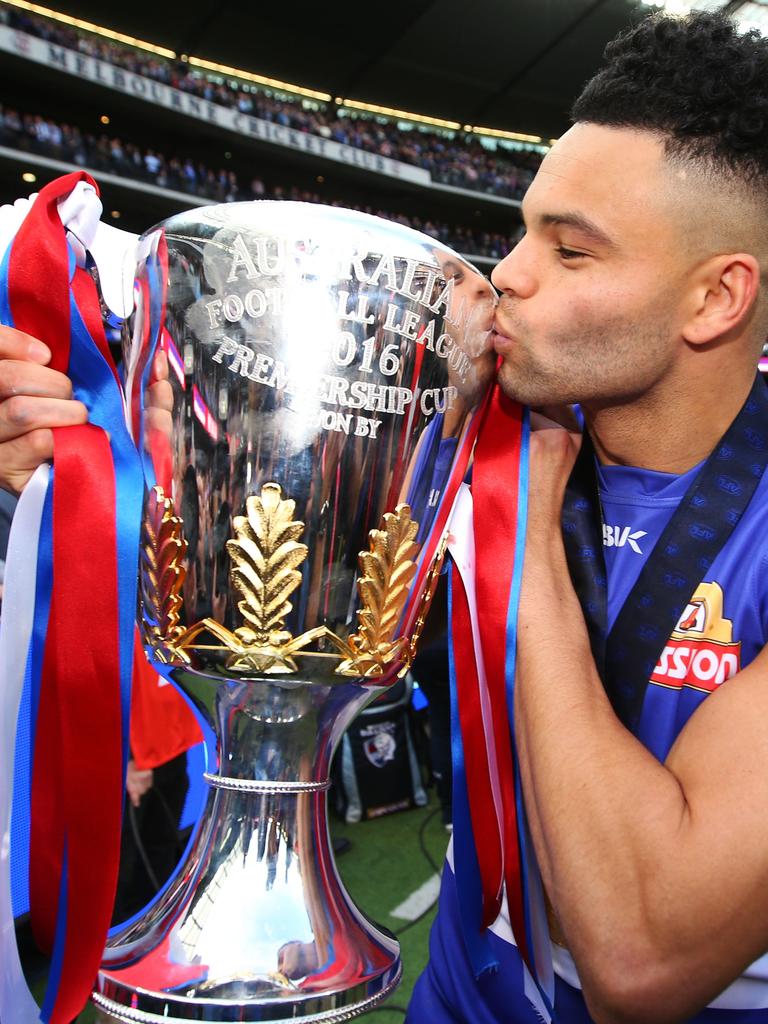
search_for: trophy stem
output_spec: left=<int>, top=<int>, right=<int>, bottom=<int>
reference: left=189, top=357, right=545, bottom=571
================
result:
left=94, top=666, right=401, bottom=1022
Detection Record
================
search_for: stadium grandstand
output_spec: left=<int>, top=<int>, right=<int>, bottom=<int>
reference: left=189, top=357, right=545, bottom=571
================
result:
left=2, top=0, right=764, bottom=267
left=0, top=1, right=551, bottom=266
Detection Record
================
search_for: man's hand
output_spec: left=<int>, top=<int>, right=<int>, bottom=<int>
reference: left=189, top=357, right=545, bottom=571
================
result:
left=126, top=759, right=153, bottom=808
left=0, top=325, right=88, bottom=493
left=145, top=348, right=174, bottom=441
left=525, top=409, right=581, bottom=547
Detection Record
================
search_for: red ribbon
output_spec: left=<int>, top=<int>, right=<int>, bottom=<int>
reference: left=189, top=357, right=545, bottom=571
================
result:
left=11, top=173, right=81, bottom=955
left=48, top=426, right=122, bottom=1024
left=455, top=384, right=531, bottom=964
left=450, top=562, right=504, bottom=927
left=9, top=172, right=126, bottom=1023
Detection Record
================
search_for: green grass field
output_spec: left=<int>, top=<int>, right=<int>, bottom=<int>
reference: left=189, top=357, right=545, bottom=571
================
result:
left=29, top=788, right=449, bottom=1022
left=331, top=793, right=448, bottom=1021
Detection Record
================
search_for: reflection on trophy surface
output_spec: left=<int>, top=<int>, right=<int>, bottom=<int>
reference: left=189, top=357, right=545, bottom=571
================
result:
left=93, top=201, right=497, bottom=1022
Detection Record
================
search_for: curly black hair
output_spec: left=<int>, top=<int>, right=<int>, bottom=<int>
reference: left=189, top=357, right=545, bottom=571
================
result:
left=571, top=11, right=768, bottom=188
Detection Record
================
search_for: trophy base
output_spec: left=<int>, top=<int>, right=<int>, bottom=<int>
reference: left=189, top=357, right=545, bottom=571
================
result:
left=91, top=668, right=404, bottom=1024
left=92, top=960, right=402, bottom=1023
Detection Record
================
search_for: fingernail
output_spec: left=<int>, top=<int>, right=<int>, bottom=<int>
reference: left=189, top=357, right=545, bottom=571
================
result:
left=28, top=340, right=50, bottom=362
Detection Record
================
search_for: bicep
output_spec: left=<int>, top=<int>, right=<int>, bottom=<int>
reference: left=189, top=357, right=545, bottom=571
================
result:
left=661, top=644, right=768, bottom=977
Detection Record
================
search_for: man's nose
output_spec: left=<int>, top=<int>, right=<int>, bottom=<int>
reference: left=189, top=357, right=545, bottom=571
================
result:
left=491, top=237, right=536, bottom=299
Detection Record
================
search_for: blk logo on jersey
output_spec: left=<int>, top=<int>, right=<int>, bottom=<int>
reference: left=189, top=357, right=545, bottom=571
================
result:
left=650, top=581, right=741, bottom=693
left=602, top=523, right=647, bottom=553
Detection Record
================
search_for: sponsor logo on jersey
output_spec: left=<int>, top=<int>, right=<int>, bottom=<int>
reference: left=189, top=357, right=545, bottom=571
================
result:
left=650, top=581, right=740, bottom=693
left=602, top=523, right=647, bottom=553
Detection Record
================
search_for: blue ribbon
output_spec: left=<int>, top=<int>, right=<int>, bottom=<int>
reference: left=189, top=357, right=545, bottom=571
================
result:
left=448, top=568, right=499, bottom=978
left=135, top=245, right=165, bottom=484
left=504, top=411, right=555, bottom=1017
left=66, top=281, right=144, bottom=749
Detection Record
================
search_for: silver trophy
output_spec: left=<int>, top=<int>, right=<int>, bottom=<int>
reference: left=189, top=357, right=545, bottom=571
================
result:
left=93, top=201, right=497, bottom=1023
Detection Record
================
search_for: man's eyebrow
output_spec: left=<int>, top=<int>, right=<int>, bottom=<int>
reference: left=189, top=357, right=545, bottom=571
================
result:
left=537, top=211, right=619, bottom=250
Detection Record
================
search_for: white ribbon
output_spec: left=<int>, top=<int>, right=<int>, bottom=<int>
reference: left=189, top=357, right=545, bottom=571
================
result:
left=0, top=464, right=50, bottom=1024
left=446, top=483, right=505, bottom=840
left=0, top=183, right=138, bottom=322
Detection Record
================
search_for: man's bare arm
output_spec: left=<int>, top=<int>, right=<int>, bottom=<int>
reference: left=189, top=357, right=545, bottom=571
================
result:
left=516, top=425, right=768, bottom=1024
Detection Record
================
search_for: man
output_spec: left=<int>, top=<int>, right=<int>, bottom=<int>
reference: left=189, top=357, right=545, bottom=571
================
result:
left=408, top=10, right=768, bottom=1024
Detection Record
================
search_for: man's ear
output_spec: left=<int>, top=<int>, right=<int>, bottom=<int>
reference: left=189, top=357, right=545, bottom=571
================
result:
left=682, top=253, right=761, bottom=345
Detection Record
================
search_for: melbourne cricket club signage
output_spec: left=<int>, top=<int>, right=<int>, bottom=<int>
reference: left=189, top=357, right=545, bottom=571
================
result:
left=0, top=26, right=432, bottom=187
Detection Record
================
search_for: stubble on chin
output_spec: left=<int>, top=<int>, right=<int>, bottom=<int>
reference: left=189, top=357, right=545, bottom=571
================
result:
left=495, top=315, right=672, bottom=410
left=495, top=355, right=574, bottom=408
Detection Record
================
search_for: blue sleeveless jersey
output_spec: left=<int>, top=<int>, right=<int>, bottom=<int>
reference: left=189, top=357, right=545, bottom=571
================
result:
left=408, top=459, right=768, bottom=1022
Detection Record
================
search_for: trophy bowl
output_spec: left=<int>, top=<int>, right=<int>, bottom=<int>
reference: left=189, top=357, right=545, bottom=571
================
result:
left=92, top=201, right=497, bottom=1023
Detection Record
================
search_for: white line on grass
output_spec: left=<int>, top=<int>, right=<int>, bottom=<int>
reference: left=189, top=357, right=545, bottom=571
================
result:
left=390, top=874, right=441, bottom=921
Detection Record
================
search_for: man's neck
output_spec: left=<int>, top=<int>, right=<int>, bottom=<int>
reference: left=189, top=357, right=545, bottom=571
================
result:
left=581, top=368, right=758, bottom=474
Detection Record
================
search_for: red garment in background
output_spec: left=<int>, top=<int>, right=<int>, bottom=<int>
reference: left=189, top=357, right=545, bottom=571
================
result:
left=129, top=639, right=202, bottom=770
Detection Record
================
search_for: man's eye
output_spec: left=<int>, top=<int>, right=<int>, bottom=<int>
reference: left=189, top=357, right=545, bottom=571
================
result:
left=556, top=246, right=586, bottom=261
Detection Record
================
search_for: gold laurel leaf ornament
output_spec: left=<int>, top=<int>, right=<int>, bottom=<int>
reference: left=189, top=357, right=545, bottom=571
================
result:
left=172, top=483, right=328, bottom=674
left=407, top=532, right=448, bottom=663
left=139, top=485, right=190, bottom=664
left=336, top=504, right=419, bottom=677
left=224, top=484, right=310, bottom=672
left=142, top=484, right=423, bottom=678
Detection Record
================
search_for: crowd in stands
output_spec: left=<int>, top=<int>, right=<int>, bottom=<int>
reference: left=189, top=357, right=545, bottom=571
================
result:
left=0, top=4, right=545, bottom=202
left=0, top=106, right=520, bottom=259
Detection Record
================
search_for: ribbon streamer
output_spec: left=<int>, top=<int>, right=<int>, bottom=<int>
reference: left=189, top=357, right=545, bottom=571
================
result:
left=0, top=465, right=50, bottom=1024
left=0, top=173, right=144, bottom=1023
left=447, top=485, right=502, bottom=977
left=447, top=387, right=553, bottom=1015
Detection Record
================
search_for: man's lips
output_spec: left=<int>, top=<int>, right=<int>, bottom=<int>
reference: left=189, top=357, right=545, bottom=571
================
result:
left=491, top=326, right=515, bottom=351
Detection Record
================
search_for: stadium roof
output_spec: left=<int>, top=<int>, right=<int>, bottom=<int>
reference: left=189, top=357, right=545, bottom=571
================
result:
left=7, top=0, right=765, bottom=142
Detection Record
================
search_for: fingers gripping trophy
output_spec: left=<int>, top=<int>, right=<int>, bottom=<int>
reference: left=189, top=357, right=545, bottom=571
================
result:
left=95, top=201, right=498, bottom=1023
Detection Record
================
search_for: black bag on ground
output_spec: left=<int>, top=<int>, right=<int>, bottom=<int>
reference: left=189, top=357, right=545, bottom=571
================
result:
left=333, top=674, right=428, bottom=822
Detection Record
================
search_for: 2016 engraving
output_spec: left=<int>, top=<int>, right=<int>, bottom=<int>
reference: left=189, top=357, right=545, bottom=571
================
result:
left=211, top=335, right=459, bottom=420
left=206, top=293, right=471, bottom=379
